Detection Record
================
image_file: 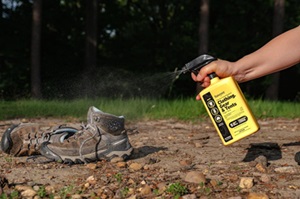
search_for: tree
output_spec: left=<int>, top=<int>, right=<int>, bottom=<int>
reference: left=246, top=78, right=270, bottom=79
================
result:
left=196, top=0, right=210, bottom=93
left=31, top=0, right=42, bottom=98
left=198, top=0, right=210, bottom=55
left=85, top=0, right=98, bottom=71
left=265, top=0, right=285, bottom=100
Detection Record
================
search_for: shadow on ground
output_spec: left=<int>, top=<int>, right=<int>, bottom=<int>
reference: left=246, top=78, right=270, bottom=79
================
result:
left=242, top=142, right=282, bottom=162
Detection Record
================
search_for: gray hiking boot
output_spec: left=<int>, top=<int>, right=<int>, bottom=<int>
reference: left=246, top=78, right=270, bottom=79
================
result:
left=295, top=152, right=300, bottom=165
left=87, top=106, right=125, bottom=136
left=40, top=123, right=133, bottom=164
left=0, top=123, right=78, bottom=156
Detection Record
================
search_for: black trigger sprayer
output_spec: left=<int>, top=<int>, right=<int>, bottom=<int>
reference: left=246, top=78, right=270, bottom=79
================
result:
left=182, top=54, right=260, bottom=146
left=181, top=54, right=217, bottom=76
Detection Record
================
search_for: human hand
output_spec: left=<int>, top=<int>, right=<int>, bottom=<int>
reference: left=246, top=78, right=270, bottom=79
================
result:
left=191, top=59, right=236, bottom=86
left=191, top=59, right=236, bottom=100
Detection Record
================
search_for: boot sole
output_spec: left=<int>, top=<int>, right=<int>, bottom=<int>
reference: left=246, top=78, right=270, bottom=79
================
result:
left=40, top=140, right=133, bottom=164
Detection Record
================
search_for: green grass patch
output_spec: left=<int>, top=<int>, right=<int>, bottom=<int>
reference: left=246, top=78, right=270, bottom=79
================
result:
left=0, top=98, right=298, bottom=121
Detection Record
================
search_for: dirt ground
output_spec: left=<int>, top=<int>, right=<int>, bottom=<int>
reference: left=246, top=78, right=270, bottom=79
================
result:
left=0, top=117, right=300, bottom=199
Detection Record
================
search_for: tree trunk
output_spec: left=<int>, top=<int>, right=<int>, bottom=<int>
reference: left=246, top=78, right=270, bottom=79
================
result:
left=31, top=0, right=42, bottom=99
left=197, top=0, right=210, bottom=93
left=265, top=0, right=285, bottom=100
left=198, top=0, right=210, bottom=55
left=85, top=0, right=98, bottom=71
left=0, top=0, right=3, bottom=18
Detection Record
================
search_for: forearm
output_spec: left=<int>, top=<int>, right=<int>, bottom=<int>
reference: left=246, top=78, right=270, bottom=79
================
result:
left=233, top=26, right=300, bottom=82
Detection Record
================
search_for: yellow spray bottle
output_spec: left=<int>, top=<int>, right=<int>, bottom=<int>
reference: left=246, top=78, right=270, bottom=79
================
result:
left=182, top=54, right=260, bottom=145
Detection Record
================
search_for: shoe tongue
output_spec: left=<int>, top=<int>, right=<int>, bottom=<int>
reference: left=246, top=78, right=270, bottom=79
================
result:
left=50, top=131, right=75, bottom=143
left=59, top=133, right=70, bottom=143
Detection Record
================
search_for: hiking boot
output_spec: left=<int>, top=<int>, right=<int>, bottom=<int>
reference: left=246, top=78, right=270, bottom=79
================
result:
left=87, top=106, right=125, bottom=136
left=40, top=123, right=133, bottom=164
left=0, top=123, right=78, bottom=156
left=295, top=152, right=300, bottom=165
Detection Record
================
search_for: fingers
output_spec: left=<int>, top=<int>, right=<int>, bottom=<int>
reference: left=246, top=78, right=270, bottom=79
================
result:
left=198, top=61, right=218, bottom=80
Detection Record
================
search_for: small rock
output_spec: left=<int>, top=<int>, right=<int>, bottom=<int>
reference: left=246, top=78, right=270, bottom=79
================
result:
left=71, top=194, right=82, bottom=199
left=127, top=195, right=137, bottom=199
left=15, top=185, right=33, bottom=191
left=179, top=159, right=192, bottom=166
left=139, top=184, right=151, bottom=195
left=209, top=179, right=218, bottom=188
left=129, top=162, right=143, bottom=171
left=255, top=163, right=267, bottom=173
left=274, top=166, right=298, bottom=173
left=33, top=185, right=40, bottom=191
left=86, top=163, right=97, bottom=170
left=127, top=188, right=135, bottom=195
left=182, top=194, right=197, bottom=199
left=260, top=174, right=271, bottom=183
left=247, top=192, right=269, bottom=199
left=21, top=118, right=29, bottom=123
left=239, top=177, right=254, bottom=189
left=86, top=175, right=97, bottom=185
left=194, top=142, right=203, bottom=148
left=140, top=180, right=146, bottom=185
left=156, top=182, right=167, bottom=194
left=116, top=161, right=127, bottom=168
left=45, top=185, right=55, bottom=194
left=255, top=155, right=268, bottom=167
left=184, top=171, right=206, bottom=184
left=128, top=178, right=135, bottom=185
left=86, top=175, right=95, bottom=181
left=21, top=189, right=37, bottom=198
left=111, top=157, right=124, bottom=163
left=84, top=182, right=90, bottom=188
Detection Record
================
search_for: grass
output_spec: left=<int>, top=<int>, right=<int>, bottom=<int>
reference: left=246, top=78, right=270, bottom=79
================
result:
left=0, top=98, right=299, bottom=121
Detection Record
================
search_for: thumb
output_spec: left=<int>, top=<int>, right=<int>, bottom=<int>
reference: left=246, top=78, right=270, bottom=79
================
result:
left=196, top=95, right=201, bottom=101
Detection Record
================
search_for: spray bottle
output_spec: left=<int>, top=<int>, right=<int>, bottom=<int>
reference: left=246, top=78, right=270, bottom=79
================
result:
left=182, top=54, right=260, bottom=145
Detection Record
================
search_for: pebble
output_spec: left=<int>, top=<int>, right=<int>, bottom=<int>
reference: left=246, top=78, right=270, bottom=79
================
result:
left=247, top=192, right=269, bottom=199
left=239, top=177, right=254, bottom=189
left=255, top=162, right=267, bottom=173
left=21, top=189, right=37, bottom=198
left=274, top=166, right=298, bottom=173
left=33, top=185, right=40, bottom=191
left=116, top=161, right=126, bottom=168
left=45, top=185, right=55, bottom=194
left=15, top=185, right=33, bottom=191
left=260, top=174, right=271, bottom=183
left=127, top=195, right=137, bottom=199
left=179, top=159, right=192, bottom=166
left=194, top=142, right=203, bottom=148
left=71, top=194, right=82, bottom=199
left=110, top=157, right=124, bottom=163
left=255, top=155, right=268, bottom=167
left=182, top=194, right=197, bottom=199
left=129, top=162, right=143, bottom=171
left=86, top=175, right=97, bottom=185
left=86, top=163, right=97, bottom=170
left=139, top=184, right=151, bottom=195
left=184, top=171, right=206, bottom=184
left=156, top=182, right=167, bottom=194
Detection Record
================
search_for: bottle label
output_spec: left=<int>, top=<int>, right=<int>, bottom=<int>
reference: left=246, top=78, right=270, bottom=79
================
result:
left=203, top=92, right=233, bottom=142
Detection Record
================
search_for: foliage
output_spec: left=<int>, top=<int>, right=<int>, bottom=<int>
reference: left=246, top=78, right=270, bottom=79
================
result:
left=166, top=182, right=189, bottom=198
left=0, top=0, right=299, bottom=100
left=0, top=98, right=299, bottom=121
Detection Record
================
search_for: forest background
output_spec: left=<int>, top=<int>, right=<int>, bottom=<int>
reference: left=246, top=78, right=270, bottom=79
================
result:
left=0, top=0, right=299, bottom=101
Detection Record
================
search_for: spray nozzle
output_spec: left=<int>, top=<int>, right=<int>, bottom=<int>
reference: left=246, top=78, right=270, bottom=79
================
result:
left=182, top=54, right=217, bottom=75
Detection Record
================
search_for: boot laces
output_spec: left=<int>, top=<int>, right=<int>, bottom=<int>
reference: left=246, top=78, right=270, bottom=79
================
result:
left=29, top=131, right=52, bottom=149
left=75, top=123, right=100, bottom=160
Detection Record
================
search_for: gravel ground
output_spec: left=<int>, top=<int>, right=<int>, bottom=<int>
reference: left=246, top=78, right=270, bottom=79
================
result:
left=0, top=117, right=300, bottom=199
